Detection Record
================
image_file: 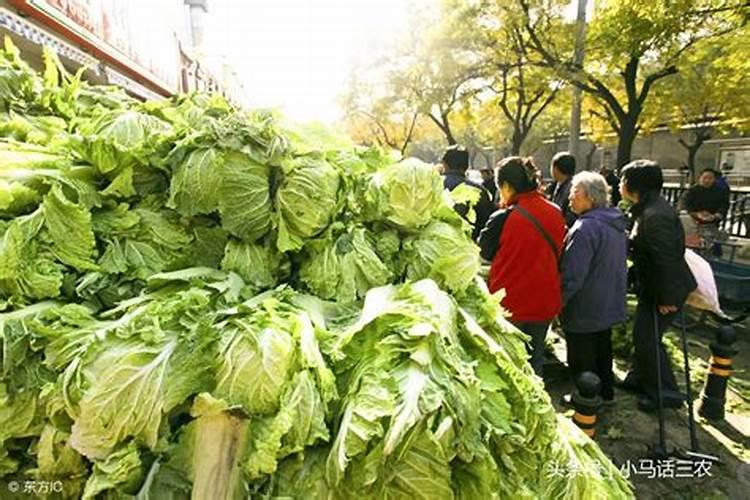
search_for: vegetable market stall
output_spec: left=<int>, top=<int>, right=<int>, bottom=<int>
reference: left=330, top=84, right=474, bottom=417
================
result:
left=0, top=39, right=633, bottom=499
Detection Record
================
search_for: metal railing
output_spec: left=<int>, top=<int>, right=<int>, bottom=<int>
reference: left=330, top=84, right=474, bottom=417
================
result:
left=662, top=186, right=750, bottom=238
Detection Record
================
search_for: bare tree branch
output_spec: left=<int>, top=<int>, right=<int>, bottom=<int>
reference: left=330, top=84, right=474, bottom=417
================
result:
left=354, top=110, right=397, bottom=149
left=527, top=85, right=561, bottom=127
left=638, top=65, right=678, bottom=107
left=514, top=59, right=526, bottom=125
left=400, top=111, right=419, bottom=156
left=591, top=106, right=620, bottom=133
left=497, top=68, right=515, bottom=123
left=624, top=57, right=640, bottom=109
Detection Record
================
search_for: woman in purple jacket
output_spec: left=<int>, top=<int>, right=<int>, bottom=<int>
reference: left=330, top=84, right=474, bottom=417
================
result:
left=560, top=172, right=628, bottom=404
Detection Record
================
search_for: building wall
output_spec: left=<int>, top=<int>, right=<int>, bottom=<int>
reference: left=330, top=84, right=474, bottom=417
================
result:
left=533, top=128, right=748, bottom=178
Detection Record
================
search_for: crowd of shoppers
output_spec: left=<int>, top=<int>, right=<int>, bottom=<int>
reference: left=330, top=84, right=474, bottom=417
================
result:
left=441, top=147, right=698, bottom=414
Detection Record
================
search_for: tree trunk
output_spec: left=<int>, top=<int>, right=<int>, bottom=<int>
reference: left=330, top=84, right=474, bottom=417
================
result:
left=585, top=142, right=598, bottom=171
left=428, top=114, right=457, bottom=146
left=510, top=127, right=526, bottom=155
left=686, top=139, right=711, bottom=182
left=399, top=112, right=419, bottom=158
left=478, top=149, right=493, bottom=169
left=679, top=128, right=712, bottom=183
left=445, top=129, right=457, bottom=146
left=441, top=112, right=457, bottom=146
left=686, top=144, right=700, bottom=182
left=616, top=119, right=638, bottom=170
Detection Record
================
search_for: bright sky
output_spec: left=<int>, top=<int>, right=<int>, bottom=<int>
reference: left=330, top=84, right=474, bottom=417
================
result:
left=205, top=0, right=431, bottom=124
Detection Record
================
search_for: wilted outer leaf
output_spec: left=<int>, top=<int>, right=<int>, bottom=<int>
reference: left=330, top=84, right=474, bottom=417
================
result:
left=0, top=210, right=64, bottom=300
left=243, top=370, right=329, bottom=479
left=42, top=184, right=97, bottom=271
left=71, top=340, right=177, bottom=459
left=79, top=110, right=173, bottom=174
left=0, top=178, right=39, bottom=212
left=371, top=428, right=454, bottom=500
left=299, top=227, right=393, bottom=303
left=71, top=320, right=216, bottom=460
left=221, top=239, right=287, bottom=291
left=403, top=221, right=480, bottom=292
left=82, top=441, right=143, bottom=499
left=33, top=425, right=87, bottom=495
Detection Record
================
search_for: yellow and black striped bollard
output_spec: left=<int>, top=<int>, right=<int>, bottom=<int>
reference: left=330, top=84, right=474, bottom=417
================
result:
left=698, top=325, right=737, bottom=421
left=572, top=371, right=602, bottom=438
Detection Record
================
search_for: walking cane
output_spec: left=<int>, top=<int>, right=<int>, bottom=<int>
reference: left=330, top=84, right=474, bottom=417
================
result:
left=646, top=308, right=720, bottom=465
left=675, top=310, right=721, bottom=466
left=678, top=308, right=699, bottom=452
left=651, top=305, right=668, bottom=458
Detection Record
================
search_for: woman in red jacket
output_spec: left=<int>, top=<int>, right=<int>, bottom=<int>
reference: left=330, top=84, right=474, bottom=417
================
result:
left=478, top=157, right=567, bottom=376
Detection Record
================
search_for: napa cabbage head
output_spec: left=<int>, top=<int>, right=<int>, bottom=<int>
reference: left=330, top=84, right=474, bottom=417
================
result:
left=276, top=156, right=341, bottom=252
left=367, top=158, right=444, bottom=231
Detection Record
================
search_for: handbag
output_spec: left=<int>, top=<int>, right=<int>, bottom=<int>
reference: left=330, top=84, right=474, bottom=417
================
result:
left=684, top=248, right=723, bottom=315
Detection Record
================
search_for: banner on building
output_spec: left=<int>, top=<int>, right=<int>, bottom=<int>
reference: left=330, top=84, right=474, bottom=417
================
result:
left=9, top=0, right=182, bottom=94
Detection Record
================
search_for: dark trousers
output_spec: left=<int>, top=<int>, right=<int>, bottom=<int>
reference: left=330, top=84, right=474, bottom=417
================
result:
left=564, top=329, right=614, bottom=400
left=512, top=321, right=549, bottom=377
left=628, top=298, right=682, bottom=404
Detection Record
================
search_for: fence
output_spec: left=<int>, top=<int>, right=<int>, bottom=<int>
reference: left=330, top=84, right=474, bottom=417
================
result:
left=662, top=186, right=750, bottom=238
left=662, top=170, right=750, bottom=191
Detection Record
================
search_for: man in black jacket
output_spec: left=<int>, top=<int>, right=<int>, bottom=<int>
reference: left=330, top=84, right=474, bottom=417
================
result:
left=548, top=152, right=577, bottom=227
left=619, top=160, right=697, bottom=412
left=441, top=146, right=494, bottom=240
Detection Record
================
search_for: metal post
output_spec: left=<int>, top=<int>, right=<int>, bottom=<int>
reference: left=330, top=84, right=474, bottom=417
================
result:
left=185, top=0, right=209, bottom=49
left=652, top=306, right=668, bottom=458
left=568, top=0, right=588, bottom=164
left=678, top=309, right=698, bottom=451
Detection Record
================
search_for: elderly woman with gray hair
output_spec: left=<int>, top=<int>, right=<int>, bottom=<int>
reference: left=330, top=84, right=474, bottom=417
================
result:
left=560, top=171, right=628, bottom=405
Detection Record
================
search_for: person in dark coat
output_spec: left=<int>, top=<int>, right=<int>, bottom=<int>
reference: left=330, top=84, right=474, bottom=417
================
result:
left=441, top=146, right=494, bottom=240
left=680, top=168, right=730, bottom=223
left=478, top=157, right=567, bottom=376
left=548, top=152, right=578, bottom=227
left=599, top=167, right=622, bottom=207
left=560, top=172, right=628, bottom=404
left=480, top=168, right=498, bottom=203
left=619, top=160, right=697, bottom=412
